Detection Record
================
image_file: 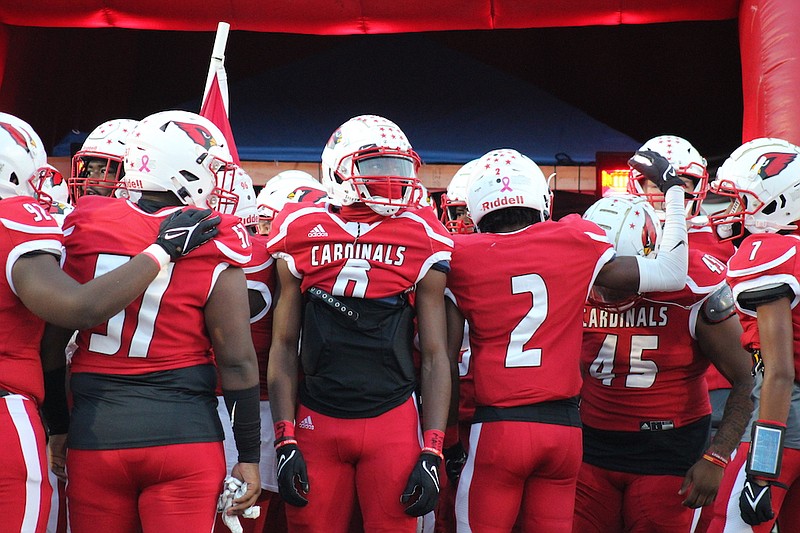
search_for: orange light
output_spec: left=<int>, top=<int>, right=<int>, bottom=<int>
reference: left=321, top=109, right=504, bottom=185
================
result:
left=601, top=168, right=629, bottom=196
left=596, top=151, right=634, bottom=199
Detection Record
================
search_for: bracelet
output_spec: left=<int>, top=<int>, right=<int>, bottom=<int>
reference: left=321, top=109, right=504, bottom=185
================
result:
left=275, top=438, right=298, bottom=450
left=422, top=447, right=444, bottom=460
left=142, top=244, right=171, bottom=269
left=702, top=453, right=728, bottom=469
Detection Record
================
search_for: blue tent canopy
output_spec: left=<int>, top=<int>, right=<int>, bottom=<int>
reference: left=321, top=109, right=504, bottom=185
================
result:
left=55, top=34, right=640, bottom=165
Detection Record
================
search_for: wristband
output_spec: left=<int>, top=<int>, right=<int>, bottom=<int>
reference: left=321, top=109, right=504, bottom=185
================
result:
left=274, top=419, right=295, bottom=445
left=746, top=420, right=786, bottom=479
left=141, top=243, right=171, bottom=269
left=702, top=451, right=728, bottom=469
left=423, top=429, right=445, bottom=459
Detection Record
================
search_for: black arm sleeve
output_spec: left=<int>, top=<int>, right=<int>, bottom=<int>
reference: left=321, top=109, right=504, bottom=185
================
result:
left=41, top=366, right=70, bottom=435
left=223, top=384, right=261, bottom=463
left=737, top=283, right=794, bottom=312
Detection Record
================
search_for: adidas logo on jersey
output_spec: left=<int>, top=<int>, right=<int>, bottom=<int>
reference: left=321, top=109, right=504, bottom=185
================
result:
left=298, top=415, right=315, bottom=430
left=308, top=224, right=328, bottom=237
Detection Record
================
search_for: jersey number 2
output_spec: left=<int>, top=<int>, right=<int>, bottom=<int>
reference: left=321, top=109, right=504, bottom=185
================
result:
left=506, top=273, right=547, bottom=367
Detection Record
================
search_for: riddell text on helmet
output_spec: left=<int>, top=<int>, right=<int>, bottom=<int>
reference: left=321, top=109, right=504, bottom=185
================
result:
left=482, top=195, right=525, bottom=211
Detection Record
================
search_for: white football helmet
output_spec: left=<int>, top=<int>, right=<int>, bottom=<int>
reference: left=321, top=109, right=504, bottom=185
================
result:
left=708, top=137, right=800, bottom=240
left=70, top=119, right=138, bottom=200
left=441, top=159, right=478, bottom=233
left=584, top=194, right=662, bottom=310
left=321, top=115, right=422, bottom=216
left=257, top=173, right=327, bottom=222
left=627, top=135, right=709, bottom=218
left=122, top=110, right=239, bottom=214
left=233, top=168, right=258, bottom=228
left=0, top=112, right=62, bottom=208
left=466, top=148, right=551, bottom=227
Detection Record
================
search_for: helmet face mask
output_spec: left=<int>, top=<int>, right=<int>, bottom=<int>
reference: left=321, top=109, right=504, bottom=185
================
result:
left=627, top=135, right=709, bottom=219
left=321, top=115, right=422, bottom=216
left=441, top=159, right=477, bottom=234
left=708, top=138, right=800, bottom=241
left=583, top=194, right=662, bottom=310
left=121, top=111, right=239, bottom=214
left=70, top=119, right=138, bottom=201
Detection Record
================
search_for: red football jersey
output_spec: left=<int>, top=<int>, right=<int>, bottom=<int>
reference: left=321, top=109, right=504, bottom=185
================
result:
left=447, top=215, right=615, bottom=408
left=727, top=233, right=800, bottom=382
left=0, top=196, right=63, bottom=404
left=689, top=224, right=737, bottom=391
left=244, top=233, right=275, bottom=400
left=580, top=249, right=726, bottom=431
left=267, top=203, right=453, bottom=298
left=63, top=196, right=252, bottom=375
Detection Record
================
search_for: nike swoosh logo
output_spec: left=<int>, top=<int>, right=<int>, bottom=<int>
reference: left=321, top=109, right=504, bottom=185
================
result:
left=163, top=230, right=186, bottom=240
left=277, top=450, right=295, bottom=477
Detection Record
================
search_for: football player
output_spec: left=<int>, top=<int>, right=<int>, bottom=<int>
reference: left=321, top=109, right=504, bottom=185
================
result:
left=575, top=194, right=753, bottom=533
left=0, top=112, right=219, bottom=533
left=256, top=170, right=327, bottom=236
left=446, top=147, right=689, bottom=532
left=69, top=119, right=138, bottom=199
left=42, top=110, right=261, bottom=532
left=705, top=138, right=800, bottom=533
left=267, top=115, right=453, bottom=532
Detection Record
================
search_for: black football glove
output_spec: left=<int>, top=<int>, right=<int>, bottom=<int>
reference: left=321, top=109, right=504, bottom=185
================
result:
left=155, top=208, right=221, bottom=260
left=275, top=443, right=309, bottom=507
left=628, top=150, right=684, bottom=194
left=739, top=477, right=774, bottom=526
left=401, top=452, right=441, bottom=517
left=443, top=441, right=467, bottom=484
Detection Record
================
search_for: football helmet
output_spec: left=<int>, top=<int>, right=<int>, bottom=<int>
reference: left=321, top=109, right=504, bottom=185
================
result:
left=708, top=137, right=800, bottom=240
left=321, top=115, right=422, bottom=216
left=0, top=112, right=61, bottom=208
left=233, top=168, right=258, bottom=228
left=257, top=173, right=327, bottom=222
left=122, top=110, right=239, bottom=214
left=70, top=119, right=138, bottom=200
left=466, top=148, right=551, bottom=227
left=584, top=194, right=662, bottom=310
left=440, top=159, right=478, bottom=233
left=627, top=135, right=708, bottom=218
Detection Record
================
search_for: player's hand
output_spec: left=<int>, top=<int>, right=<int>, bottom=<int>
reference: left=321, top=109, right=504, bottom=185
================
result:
left=628, top=150, right=683, bottom=193
left=401, top=452, right=441, bottom=516
left=443, top=441, right=467, bottom=484
left=48, top=433, right=68, bottom=483
left=739, top=477, right=775, bottom=526
left=275, top=443, right=309, bottom=507
left=155, top=207, right=221, bottom=260
left=228, top=462, right=261, bottom=513
left=679, top=458, right=724, bottom=508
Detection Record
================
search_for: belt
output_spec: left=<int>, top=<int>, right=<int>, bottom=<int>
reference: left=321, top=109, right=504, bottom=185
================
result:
left=0, top=389, right=11, bottom=398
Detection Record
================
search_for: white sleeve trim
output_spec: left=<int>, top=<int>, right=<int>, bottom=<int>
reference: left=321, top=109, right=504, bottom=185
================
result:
left=6, top=239, right=63, bottom=296
left=731, top=273, right=800, bottom=317
left=727, top=246, right=796, bottom=278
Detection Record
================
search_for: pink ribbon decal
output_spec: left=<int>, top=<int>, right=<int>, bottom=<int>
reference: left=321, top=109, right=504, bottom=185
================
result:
left=500, top=176, right=513, bottom=192
left=138, top=155, right=151, bottom=172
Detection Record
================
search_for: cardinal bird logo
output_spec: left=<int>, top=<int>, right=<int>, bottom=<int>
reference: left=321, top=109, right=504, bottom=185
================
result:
left=0, top=123, right=31, bottom=153
left=288, top=186, right=327, bottom=204
left=753, top=152, right=797, bottom=181
left=641, top=213, right=658, bottom=256
left=171, top=122, right=219, bottom=150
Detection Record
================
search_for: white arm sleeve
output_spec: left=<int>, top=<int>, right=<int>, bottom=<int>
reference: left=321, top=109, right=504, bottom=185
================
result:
left=636, top=186, right=688, bottom=293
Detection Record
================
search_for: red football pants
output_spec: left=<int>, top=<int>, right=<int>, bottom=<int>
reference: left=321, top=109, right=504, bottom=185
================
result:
left=573, top=461, right=693, bottom=533
left=66, top=442, right=225, bottom=533
left=0, top=395, right=53, bottom=533
left=286, top=397, right=421, bottom=533
left=456, top=420, right=582, bottom=533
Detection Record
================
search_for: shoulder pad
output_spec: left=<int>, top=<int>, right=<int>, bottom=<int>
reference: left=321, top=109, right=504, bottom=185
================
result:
left=701, top=284, right=735, bottom=324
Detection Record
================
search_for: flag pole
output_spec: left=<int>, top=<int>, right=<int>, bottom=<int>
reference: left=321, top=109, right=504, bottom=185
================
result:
left=203, top=22, right=231, bottom=113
